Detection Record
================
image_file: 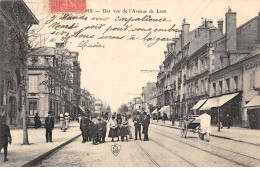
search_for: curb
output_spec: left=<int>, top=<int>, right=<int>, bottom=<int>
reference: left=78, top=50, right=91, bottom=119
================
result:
left=21, top=133, right=81, bottom=167
left=151, top=122, right=260, bottom=147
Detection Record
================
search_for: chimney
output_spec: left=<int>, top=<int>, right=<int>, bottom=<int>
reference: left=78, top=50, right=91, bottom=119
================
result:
left=206, top=20, right=213, bottom=28
left=56, top=42, right=64, bottom=48
left=182, top=18, right=190, bottom=48
left=217, top=19, right=224, bottom=34
left=225, top=7, right=237, bottom=51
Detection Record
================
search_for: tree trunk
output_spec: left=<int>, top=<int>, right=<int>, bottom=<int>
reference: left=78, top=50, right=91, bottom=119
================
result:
left=21, top=62, right=29, bottom=145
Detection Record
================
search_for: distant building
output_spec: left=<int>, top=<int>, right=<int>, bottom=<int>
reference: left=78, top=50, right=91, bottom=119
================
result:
left=142, top=82, right=156, bottom=112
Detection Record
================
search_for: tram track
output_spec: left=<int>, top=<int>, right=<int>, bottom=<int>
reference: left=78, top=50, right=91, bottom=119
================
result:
left=151, top=126, right=260, bottom=162
left=134, top=140, right=160, bottom=167
left=149, top=139, right=196, bottom=166
left=150, top=128, right=259, bottom=167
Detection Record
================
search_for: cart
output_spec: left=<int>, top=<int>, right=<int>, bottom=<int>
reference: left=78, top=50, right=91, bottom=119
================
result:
left=180, top=113, right=211, bottom=141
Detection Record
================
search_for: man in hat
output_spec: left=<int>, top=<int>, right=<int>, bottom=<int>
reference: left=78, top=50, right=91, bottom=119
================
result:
left=142, top=112, right=150, bottom=141
left=45, top=111, right=54, bottom=143
left=80, top=114, right=92, bottom=143
left=0, top=116, right=12, bottom=162
left=133, top=114, right=142, bottom=140
left=96, top=117, right=103, bottom=143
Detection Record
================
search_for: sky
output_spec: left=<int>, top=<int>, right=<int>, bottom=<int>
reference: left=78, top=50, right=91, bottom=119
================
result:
left=24, top=0, right=260, bottom=112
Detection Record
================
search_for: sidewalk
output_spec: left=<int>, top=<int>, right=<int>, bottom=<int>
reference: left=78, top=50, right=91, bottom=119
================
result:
left=0, top=121, right=81, bottom=167
left=151, top=120, right=260, bottom=146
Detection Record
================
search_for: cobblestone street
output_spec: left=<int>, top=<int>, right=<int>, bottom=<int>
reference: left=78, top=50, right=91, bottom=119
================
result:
left=37, top=123, right=260, bottom=167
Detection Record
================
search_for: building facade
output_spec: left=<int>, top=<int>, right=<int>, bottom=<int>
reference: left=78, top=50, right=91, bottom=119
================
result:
left=0, top=0, right=38, bottom=127
left=27, top=43, right=81, bottom=123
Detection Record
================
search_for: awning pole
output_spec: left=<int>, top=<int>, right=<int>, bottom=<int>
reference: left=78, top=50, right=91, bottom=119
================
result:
left=218, top=107, right=221, bottom=132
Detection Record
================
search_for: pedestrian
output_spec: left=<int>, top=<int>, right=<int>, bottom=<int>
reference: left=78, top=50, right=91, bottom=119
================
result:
left=34, top=113, right=41, bottom=129
left=102, top=118, right=107, bottom=143
left=0, top=116, right=12, bottom=162
left=142, top=112, right=150, bottom=141
left=64, top=112, right=70, bottom=130
left=59, top=113, right=65, bottom=130
left=116, top=113, right=122, bottom=141
left=163, top=112, right=167, bottom=123
left=78, top=114, right=82, bottom=123
left=226, top=114, right=232, bottom=129
left=133, top=114, right=142, bottom=140
left=120, top=115, right=130, bottom=142
left=108, top=115, right=118, bottom=142
left=91, top=117, right=98, bottom=145
left=45, top=111, right=54, bottom=143
left=80, top=114, right=92, bottom=143
left=96, top=117, right=103, bottom=143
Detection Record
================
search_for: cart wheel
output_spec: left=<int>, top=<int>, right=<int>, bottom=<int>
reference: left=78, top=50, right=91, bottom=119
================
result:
left=199, top=133, right=204, bottom=140
left=181, top=121, right=187, bottom=138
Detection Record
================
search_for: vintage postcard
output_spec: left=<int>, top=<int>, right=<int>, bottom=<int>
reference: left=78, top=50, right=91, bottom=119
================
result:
left=0, top=0, right=260, bottom=167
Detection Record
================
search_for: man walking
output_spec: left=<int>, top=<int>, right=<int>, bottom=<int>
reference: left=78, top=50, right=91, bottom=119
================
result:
left=34, top=113, right=41, bottom=129
left=133, top=114, right=142, bottom=140
left=45, top=111, right=54, bottom=143
left=142, top=112, right=150, bottom=141
left=0, top=116, right=12, bottom=162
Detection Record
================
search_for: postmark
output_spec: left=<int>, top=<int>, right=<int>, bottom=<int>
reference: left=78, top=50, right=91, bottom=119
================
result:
left=50, top=0, right=86, bottom=13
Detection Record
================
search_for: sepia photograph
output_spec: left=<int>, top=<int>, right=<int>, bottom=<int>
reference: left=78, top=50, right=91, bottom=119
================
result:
left=0, top=0, right=260, bottom=167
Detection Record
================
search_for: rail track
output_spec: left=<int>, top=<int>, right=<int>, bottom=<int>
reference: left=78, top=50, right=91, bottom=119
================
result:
left=150, top=127, right=260, bottom=167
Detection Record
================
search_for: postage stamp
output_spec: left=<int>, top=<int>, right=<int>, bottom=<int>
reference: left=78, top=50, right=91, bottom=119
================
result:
left=50, top=0, right=86, bottom=13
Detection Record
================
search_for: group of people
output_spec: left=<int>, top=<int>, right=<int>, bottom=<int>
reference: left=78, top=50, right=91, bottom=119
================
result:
left=79, top=111, right=151, bottom=144
left=80, top=114, right=107, bottom=145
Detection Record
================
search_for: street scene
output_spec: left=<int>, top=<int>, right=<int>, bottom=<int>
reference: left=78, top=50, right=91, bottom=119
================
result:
left=1, top=0, right=260, bottom=167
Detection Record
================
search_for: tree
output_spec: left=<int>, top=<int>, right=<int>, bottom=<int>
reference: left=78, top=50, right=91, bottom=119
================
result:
left=118, top=104, right=128, bottom=113
left=1, top=1, right=38, bottom=144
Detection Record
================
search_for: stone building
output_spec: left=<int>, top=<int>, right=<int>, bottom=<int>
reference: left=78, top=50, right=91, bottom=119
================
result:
left=155, top=7, right=260, bottom=128
left=0, top=0, right=38, bottom=127
left=142, top=82, right=156, bottom=112
left=27, top=43, right=81, bottom=123
left=201, top=9, right=260, bottom=128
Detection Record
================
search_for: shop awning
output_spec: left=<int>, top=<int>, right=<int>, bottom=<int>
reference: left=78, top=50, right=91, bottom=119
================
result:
left=245, top=95, right=260, bottom=108
left=200, top=97, right=220, bottom=110
left=158, top=106, right=165, bottom=113
left=200, top=93, right=239, bottom=110
left=152, top=108, right=158, bottom=114
left=78, top=105, right=85, bottom=112
left=163, top=106, right=171, bottom=117
left=191, top=99, right=207, bottom=110
left=218, top=93, right=239, bottom=106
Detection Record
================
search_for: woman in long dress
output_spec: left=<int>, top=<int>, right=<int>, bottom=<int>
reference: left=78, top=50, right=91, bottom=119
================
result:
left=108, top=115, right=118, bottom=142
left=120, top=115, right=130, bottom=142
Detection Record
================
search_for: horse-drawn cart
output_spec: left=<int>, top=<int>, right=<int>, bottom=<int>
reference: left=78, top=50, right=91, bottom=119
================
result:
left=180, top=113, right=211, bottom=141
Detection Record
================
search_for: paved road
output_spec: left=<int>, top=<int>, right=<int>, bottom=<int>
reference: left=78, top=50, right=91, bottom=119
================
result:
left=37, top=123, right=260, bottom=167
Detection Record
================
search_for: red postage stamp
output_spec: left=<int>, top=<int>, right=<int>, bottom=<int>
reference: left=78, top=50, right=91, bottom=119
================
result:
left=50, top=0, right=86, bottom=13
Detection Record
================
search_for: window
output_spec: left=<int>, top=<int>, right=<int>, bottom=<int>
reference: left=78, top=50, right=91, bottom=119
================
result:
left=213, top=83, right=216, bottom=94
left=190, top=65, right=193, bottom=77
left=234, top=76, right=238, bottom=90
left=201, top=59, right=204, bottom=71
left=250, top=72, right=255, bottom=89
left=226, top=78, right=230, bottom=92
left=204, top=57, right=208, bottom=69
left=195, top=81, right=198, bottom=94
left=219, top=81, right=223, bottom=94
left=195, top=62, right=198, bottom=74
left=201, top=80, right=204, bottom=93
left=29, top=76, right=38, bottom=93
left=205, top=78, right=208, bottom=92
left=29, top=101, right=37, bottom=116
